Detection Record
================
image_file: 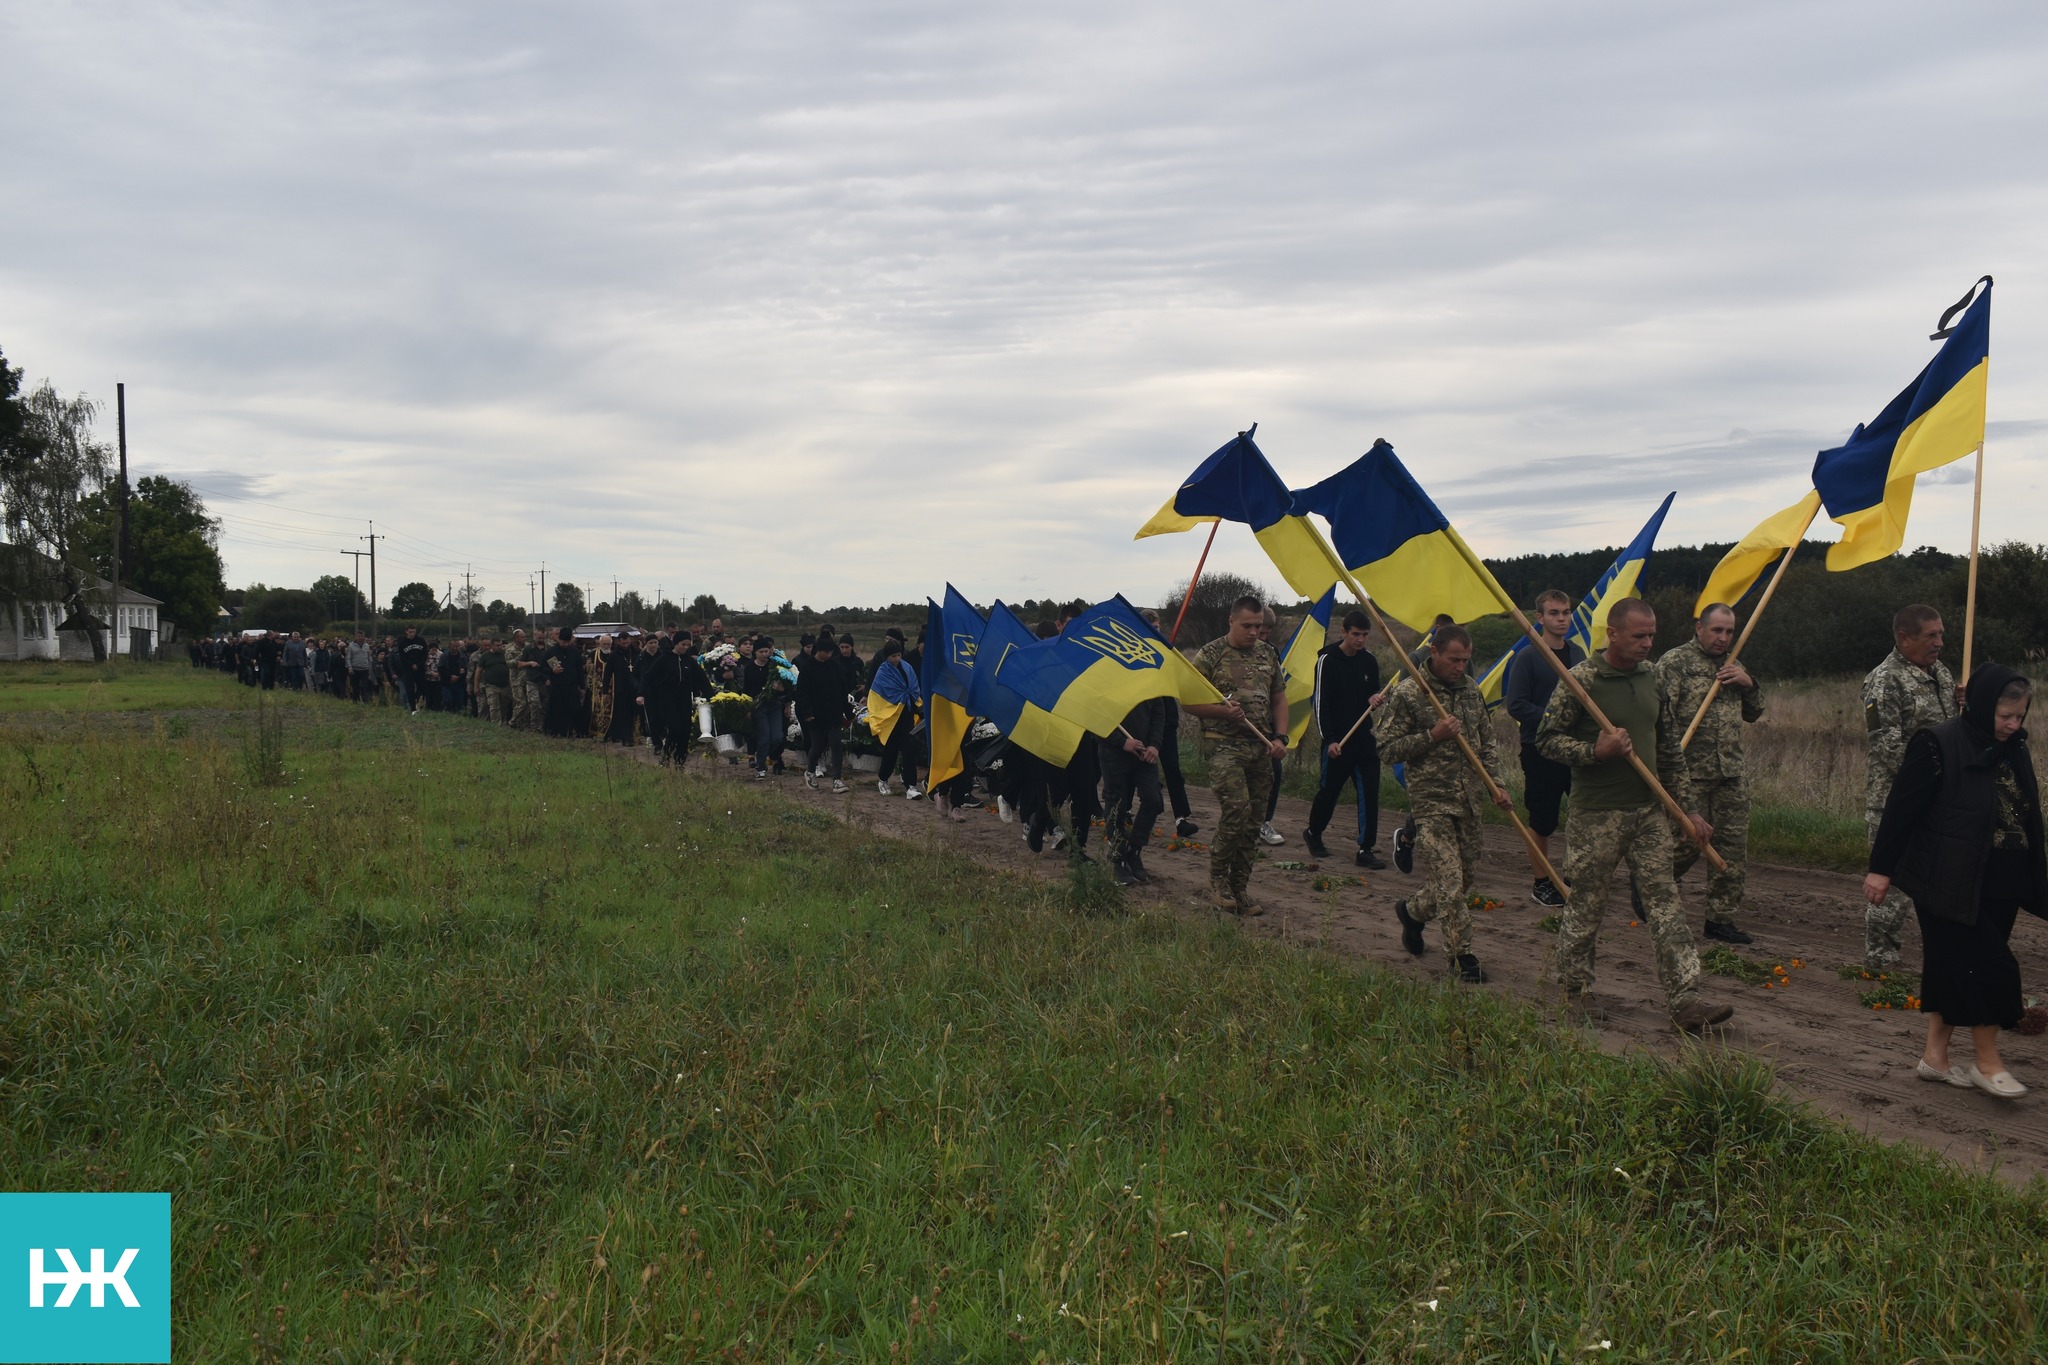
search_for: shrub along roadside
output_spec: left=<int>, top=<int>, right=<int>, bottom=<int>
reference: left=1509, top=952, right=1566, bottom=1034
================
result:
left=1, top=692, right=2045, bottom=1359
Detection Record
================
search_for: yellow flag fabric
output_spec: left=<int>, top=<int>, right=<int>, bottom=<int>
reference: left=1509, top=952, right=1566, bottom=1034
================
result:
left=926, top=695, right=971, bottom=790
left=1695, top=490, right=1823, bottom=617
left=990, top=597, right=1224, bottom=745
left=865, top=691, right=905, bottom=746
left=1280, top=588, right=1337, bottom=748
left=1134, top=431, right=1345, bottom=600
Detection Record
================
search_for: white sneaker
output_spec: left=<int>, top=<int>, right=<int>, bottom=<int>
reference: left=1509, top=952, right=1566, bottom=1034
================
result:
left=877, top=780, right=892, bottom=796
left=1258, top=822, right=1285, bottom=846
left=831, top=779, right=850, bottom=794
left=905, top=786, right=924, bottom=800
left=998, top=797, right=1015, bottom=823
left=803, top=771, right=817, bottom=789
left=1049, top=826, right=1068, bottom=851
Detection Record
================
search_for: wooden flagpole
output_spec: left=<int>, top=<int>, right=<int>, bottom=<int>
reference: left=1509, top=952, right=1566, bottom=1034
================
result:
left=1444, top=538, right=1726, bottom=871
left=1680, top=501, right=1820, bottom=750
left=1961, top=440, right=1985, bottom=682
left=1167, top=520, right=1220, bottom=647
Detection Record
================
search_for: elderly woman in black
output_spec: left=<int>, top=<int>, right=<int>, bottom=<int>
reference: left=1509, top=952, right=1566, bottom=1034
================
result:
left=1865, top=663, right=2043, bottom=1099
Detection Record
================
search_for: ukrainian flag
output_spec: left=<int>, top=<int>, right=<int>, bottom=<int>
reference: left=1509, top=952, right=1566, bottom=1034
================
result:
left=1136, top=430, right=1345, bottom=600
left=991, top=595, right=1224, bottom=744
left=921, top=585, right=983, bottom=790
left=968, top=602, right=1089, bottom=766
left=1475, top=492, right=1673, bottom=709
left=1279, top=587, right=1337, bottom=747
left=1813, top=278, right=1990, bottom=571
left=1694, top=489, right=1823, bottom=616
left=1290, top=439, right=1512, bottom=630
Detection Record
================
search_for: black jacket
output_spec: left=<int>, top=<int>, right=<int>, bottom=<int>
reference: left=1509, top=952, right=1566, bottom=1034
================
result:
left=1873, top=716, right=2048, bottom=925
left=1312, top=643, right=1381, bottom=753
left=796, top=658, right=852, bottom=728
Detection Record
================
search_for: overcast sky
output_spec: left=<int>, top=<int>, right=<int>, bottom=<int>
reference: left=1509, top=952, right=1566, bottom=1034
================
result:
left=5, top=0, right=2044, bottom=617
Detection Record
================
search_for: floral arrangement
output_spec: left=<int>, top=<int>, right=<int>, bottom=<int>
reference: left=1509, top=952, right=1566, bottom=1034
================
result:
left=708, top=690, right=754, bottom=735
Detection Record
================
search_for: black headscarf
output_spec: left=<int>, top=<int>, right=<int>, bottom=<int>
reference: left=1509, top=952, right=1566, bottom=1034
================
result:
left=1962, top=662, right=2029, bottom=750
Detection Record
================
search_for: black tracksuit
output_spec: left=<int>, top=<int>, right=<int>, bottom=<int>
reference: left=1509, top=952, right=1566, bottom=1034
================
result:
left=1306, top=641, right=1383, bottom=849
left=1101, top=698, right=1167, bottom=866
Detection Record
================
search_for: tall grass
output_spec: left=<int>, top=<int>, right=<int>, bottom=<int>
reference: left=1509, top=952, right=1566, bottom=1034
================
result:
left=3, top=678, right=2047, bottom=1358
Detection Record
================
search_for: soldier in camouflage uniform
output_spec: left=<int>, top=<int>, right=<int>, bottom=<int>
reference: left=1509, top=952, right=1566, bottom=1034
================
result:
left=1537, top=597, right=1733, bottom=1033
left=1374, top=624, right=1511, bottom=982
left=1187, top=596, right=1290, bottom=915
left=507, top=629, right=542, bottom=731
left=1659, top=603, right=1764, bottom=943
left=1861, top=604, right=1958, bottom=970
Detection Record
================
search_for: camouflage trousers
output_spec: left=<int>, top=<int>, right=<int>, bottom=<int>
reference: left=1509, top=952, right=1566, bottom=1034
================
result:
left=1864, top=811, right=1910, bottom=969
left=1556, top=804, right=1701, bottom=1014
left=479, top=683, right=511, bottom=725
left=1409, top=803, right=1482, bottom=960
left=509, top=675, right=541, bottom=731
left=1672, top=776, right=1748, bottom=924
left=1207, top=739, right=1274, bottom=900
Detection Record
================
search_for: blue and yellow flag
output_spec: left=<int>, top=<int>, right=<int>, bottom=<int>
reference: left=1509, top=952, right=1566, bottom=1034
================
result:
left=1279, top=587, right=1337, bottom=747
left=1474, top=493, right=1673, bottom=709
left=1694, top=489, right=1823, bottom=617
left=991, top=595, right=1224, bottom=744
left=1136, top=430, right=1346, bottom=599
left=968, top=602, right=1089, bottom=766
left=1813, top=278, right=1990, bottom=571
left=1290, top=439, right=1511, bottom=629
left=921, top=586, right=983, bottom=790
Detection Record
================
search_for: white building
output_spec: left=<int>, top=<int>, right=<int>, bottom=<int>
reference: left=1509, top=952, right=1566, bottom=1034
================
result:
left=0, top=548, right=163, bottom=661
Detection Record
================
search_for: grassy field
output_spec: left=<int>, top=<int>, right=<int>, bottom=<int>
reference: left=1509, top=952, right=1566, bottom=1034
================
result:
left=3, top=665, right=2048, bottom=1359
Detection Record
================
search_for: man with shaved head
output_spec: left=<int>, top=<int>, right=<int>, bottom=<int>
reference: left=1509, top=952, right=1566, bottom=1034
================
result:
left=1537, top=597, right=1732, bottom=1034
left=1860, top=603, right=1958, bottom=971
left=1658, top=602, right=1764, bottom=944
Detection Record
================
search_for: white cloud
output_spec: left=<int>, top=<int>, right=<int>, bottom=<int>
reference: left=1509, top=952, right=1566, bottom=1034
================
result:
left=3, top=0, right=2044, bottom=611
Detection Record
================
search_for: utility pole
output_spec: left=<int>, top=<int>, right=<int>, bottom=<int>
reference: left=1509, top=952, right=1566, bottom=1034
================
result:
left=362, top=522, right=385, bottom=638
left=447, top=581, right=455, bottom=638
left=338, top=550, right=369, bottom=632
left=111, top=382, right=128, bottom=658
left=612, top=575, right=620, bottom=616
left=527, top=574, right=536, bottom=628
left=656, top=584, right=662, bottom=631
left=464, top=564, right=474, bottom=636
left=538, top=562, right=548, bottom=632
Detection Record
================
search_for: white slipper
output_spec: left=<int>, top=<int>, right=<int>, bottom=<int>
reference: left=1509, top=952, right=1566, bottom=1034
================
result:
left=1916, top=1059, right=1973, bottom=1088
left=1968, top=1066, right=2028, bottom=1099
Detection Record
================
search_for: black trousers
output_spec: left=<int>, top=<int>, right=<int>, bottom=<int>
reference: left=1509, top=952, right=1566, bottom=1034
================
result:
left=1100, top=745, right=1163, bottom=862
left=1308, top=734, right=1381, bottom=849
left=1159, top=699, right=1192, bottom=820
left=878, top=719, right=918, bottom=785
left=806, top=720, right=846, bottom=778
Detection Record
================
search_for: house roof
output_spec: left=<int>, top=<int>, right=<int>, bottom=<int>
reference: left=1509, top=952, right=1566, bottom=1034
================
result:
left=0, top=543, right=162, bottom=606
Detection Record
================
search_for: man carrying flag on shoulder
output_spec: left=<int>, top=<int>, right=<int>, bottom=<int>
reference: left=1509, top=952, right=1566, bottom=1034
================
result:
left=1658, top=602, right=1765, bottom=945
left=1507, top=589, right=1583, bottom=908
left=1302, top=608, right=1388, bottom=868
left=1537, top=598, right=1734, bottom=1034
left=1186, top=594, right=1290, bottom=916
left=1375, top=624, right=1510, bottom=982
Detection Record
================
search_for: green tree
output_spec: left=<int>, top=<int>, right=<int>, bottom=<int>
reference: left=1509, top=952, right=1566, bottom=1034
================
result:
left=77, top=476, right=227, bottom=638
left=390, top=581, right=439, bottom=619
left=1158, top=571, right=1268, bottom=647
left=309, top=572, right=368, bottom=623
left=688, top=592, right=722, bottom=624
left=245, top=588, right=328, bottom=634
left=552, top=581, right=587, bottom=626
left=2, top=381, right=112, bottom=658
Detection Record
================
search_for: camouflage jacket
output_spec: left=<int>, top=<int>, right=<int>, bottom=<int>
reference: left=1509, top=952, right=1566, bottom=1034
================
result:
left=1863, top=649, right=1957, bottom=814
left=1191, top=636, right=1284, bottom=745
left=1536, top=657, right=1695, bottom=813
left=1374, top=666, right=1501, bottom=814
left=1657, top=641, right=1763, bottom=783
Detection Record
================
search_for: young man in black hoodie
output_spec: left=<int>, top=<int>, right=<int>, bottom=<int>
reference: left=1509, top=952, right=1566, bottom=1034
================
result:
left=1505, top=589, right=1584, bottom=907
left=796, top=637, right=853, bottom=792
left=1302, top=610, right=1388, bottom=867
left=1102, top=698, right=1167, bottom=886
left=396, top=626, right=429, bottom=715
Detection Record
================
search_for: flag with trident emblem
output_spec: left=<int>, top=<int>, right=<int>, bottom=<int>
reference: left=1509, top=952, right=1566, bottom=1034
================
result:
left=990, top=595, right=1223, bottom=741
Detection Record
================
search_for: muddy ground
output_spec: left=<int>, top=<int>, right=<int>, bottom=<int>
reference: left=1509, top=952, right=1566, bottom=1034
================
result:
left=687, top=747, right=2048, bottom=1188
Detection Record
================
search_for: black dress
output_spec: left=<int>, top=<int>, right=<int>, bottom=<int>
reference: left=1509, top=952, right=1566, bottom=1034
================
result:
left=1871, top=728, right=2036, bottom=1028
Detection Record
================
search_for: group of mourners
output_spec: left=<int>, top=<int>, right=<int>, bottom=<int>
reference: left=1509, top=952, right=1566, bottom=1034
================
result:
left=195, top=589, right=2040, bottom=1097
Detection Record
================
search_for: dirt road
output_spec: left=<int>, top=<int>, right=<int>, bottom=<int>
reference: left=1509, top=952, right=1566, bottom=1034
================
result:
left=688, top=750, right=2048, bottom=1186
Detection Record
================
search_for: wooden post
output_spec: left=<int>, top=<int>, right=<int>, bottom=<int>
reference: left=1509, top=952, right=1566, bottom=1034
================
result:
left=1680, top=501, right=1819, bottom=750
left=1443, top=538, right=1726, bottom=871
left=1334, top=570, right=1572, bottom=894
left=1962, top=441, right=1985, bottom=681
left=1167, top=520, right=1220, bottom=646
left=112, top=382, right=126, bottom=659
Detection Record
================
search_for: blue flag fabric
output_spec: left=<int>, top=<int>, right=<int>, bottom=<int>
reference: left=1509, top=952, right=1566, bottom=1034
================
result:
left=990, top=594, right=1224, bottom=741
left=968, top=602, right=1089, bottom=765
left=1135, top=432, right=1346, bottom=599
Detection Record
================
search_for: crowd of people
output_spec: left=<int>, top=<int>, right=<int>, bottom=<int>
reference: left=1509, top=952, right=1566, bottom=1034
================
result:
left=191, top=590, right=2040, bottom=1096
